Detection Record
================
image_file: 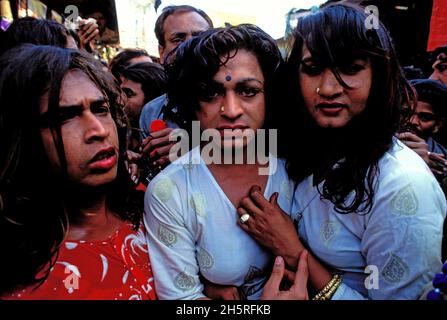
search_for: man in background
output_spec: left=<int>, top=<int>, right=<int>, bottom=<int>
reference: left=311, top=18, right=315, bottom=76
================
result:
left=138, top=5, right=213, bottom=181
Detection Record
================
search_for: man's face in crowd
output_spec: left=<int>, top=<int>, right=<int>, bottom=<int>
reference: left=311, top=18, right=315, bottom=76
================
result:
left=120, top=76, right=145, bottom=125
left=159, top=11, right=210, bottom=63
left=410, top=101, right=443, bottom=139
left=89, top=11, right=106, bottom=33
left=430, top=52, right=447, bottom=85
left=39, top=70, right=119, bottom=187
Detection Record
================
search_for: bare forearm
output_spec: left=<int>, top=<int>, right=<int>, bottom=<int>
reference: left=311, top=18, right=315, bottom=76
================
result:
left=306, top=253, right=332, bottom=291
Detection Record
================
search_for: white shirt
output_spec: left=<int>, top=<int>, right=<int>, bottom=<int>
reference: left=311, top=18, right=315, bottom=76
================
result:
left=144, top=147, right=294, bottom=300
left=293, top=139, right=446, bottom=299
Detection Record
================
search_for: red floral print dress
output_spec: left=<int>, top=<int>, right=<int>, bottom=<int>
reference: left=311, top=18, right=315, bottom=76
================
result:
left=5, top=223, right=157, bottom=300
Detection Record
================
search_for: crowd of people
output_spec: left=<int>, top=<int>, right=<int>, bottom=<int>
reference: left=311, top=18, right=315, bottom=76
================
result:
left=0, top=1, right=447, bottom=301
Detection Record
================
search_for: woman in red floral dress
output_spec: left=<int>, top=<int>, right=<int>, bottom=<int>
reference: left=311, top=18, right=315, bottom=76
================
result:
left=0, top=45, right=156, bottom=300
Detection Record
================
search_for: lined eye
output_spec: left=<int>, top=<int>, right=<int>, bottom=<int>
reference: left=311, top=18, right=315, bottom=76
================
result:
left=416, top=112, right=435, bottom=122
left=340, top=63, right=364, bottom=75
left=170, top=35, right=186, bottom=44
left=199, top=90, right=222, bottom=102
left=436, top=63, right=447, bottom=72
left=198, top=84, right=224, bottom=102
left=92, top=104, right=110, bottom=115
left=301, top=62, right=322, bottom=75
left=207, top=91, right=220, bottom=99
left=57, top=108, right=81, bottom=123
left=236, top=87, right=263, bottom=97
left=122, top=88, right=136, bottom=98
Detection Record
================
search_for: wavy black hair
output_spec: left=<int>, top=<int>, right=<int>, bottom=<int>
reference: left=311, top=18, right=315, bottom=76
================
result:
left=0, top=45, right=141, bottom=295
left=283, top=3, right=415, bottom=214
left=165, top=23, right=284, bottom=131
left=0, top=17, right=71, bottom=56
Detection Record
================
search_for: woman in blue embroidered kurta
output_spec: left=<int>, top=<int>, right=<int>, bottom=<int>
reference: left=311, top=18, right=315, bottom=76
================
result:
left=236, top=3, right=446, bottom=300
left=143, top=25, right=294, bottom=300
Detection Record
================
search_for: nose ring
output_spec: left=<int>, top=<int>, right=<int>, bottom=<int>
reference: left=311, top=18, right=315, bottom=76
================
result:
left=316, top=87, right=321, bottom=95
left=220, top=105, right=225, bottom=112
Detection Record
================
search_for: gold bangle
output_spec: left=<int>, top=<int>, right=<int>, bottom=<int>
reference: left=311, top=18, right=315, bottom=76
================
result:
left=312, top=275, right=339, bottom=300
left=313, top=276, right=340, bottom=300
left=312, top=280, right=334, bottom=300
left=321, top=275, right=342, bottom=300
left=323, top=276, right=342, bottom=300
left=312, top=274, right=342, bottom=300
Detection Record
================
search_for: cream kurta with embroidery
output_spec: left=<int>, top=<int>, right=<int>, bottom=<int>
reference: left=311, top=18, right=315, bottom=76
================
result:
left=144, top=147, right=294, bottom=300
left=293, top=138, right=446, bottom=299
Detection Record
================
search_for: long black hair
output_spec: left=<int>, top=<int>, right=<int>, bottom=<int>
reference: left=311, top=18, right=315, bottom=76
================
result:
left=0, top=45, right=141, bottom=295
left=283, top=3, right=415, bottom=214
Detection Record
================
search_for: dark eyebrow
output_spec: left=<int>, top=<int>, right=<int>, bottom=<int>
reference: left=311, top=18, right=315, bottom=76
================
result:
left=39, top=104, right=82, bottom=127
left=59, top=97, right=108, bottom=109
left=170, top=32, right=187, bottom=39
left=122, top=87, right=135, bottom=94
left=235, top=77, right=264, bottom=86
left=39, top=98, right=108, bottom=127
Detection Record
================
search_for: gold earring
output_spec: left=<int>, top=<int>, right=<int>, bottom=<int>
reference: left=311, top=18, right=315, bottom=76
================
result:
left=220, top=105, right=225, bottom=112
left=316, top=87, right=320, bottom=95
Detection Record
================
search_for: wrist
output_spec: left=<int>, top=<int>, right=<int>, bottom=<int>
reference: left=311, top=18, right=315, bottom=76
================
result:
left=282, top=245, right=303, bottom=269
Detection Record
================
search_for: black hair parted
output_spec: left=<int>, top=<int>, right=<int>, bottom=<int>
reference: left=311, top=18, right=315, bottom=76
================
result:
left=120, top=62, right=167, bottom=104
left=165, top=24, right=284, bottom=131
left=109, top=48, right=151, bottom=82
left=283, top=3, right=415, bottom=214
left=0, top=45, right=141, bottom=295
